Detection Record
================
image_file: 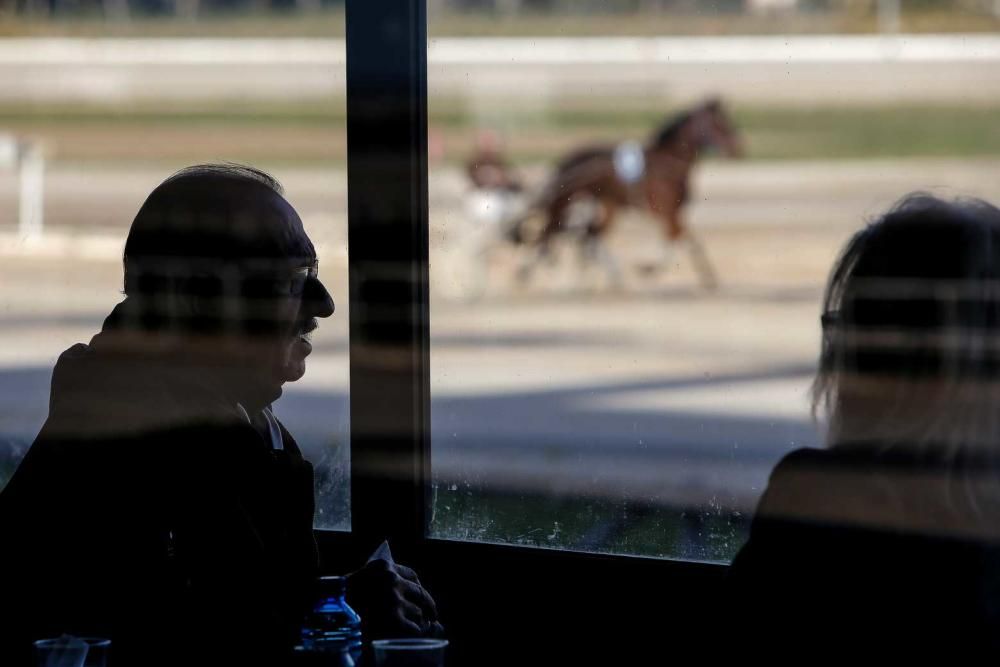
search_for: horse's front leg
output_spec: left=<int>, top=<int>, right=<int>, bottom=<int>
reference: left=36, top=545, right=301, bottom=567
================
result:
left=683, top=231, right=719, bottom=291
left=637, top=184, right=682, bottom=277
left=644, top=183, right=718, bottom=290
left=662, top=209, right=719, bottom=291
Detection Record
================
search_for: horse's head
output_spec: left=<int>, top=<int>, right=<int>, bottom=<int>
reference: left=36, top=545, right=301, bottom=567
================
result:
left=648, top=98, right=744, bottom=160
left=694, top=98, right=744, bottom=159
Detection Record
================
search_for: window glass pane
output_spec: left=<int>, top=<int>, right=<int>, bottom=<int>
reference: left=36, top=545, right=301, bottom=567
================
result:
left=427, top=3, right=1000, bottom=560
left=0, top=6, right=349, bottom=531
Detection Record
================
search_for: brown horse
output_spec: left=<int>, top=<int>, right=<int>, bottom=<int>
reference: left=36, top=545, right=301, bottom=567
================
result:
left=511, top=98, right=743, bottom=289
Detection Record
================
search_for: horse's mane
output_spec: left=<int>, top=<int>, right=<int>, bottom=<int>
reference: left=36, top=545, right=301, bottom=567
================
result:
left=648, top=110, right=694, bottom=148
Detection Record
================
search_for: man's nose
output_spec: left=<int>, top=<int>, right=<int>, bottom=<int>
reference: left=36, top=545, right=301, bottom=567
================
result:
left=305, top=277, right=335, bottom=318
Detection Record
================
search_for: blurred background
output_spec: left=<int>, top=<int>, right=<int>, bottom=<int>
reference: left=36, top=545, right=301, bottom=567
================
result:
left=0, top=0, right=998, bottom=560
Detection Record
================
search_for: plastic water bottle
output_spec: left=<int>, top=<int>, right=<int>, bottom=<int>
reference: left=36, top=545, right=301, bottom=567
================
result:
left=293, top=640, right=355, bottom=667
left=301, top=576, right=363, bottom=664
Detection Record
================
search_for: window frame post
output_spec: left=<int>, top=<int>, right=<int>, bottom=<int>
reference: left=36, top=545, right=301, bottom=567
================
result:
left=345, top=0, right=431, bottom=559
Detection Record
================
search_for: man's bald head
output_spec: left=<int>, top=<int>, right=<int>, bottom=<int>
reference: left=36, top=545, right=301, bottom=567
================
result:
left=123, top=164, right=315, bottom=297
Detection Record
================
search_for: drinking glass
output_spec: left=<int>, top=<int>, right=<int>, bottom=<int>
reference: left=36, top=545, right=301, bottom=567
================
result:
left=372, top=639, right=448, bottom=667
left=77, top=638, right=111, bottom=667
left=34, top=636, right=110, bottom=667
left=34, top=637, right=88, bottom=667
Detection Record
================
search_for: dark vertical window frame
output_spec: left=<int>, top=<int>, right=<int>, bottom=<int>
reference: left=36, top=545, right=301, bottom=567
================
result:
left=334, top=0, right=731, bottom=573
left=334, top=4, right=729, bottom=661
left=335, top=6, right=729, bottom=658
left=345, top=0, right=431, bottom=561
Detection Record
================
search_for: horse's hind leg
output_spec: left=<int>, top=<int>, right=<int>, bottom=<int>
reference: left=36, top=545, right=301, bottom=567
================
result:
left=515, top=199, right=565, bottom=285
left=684, top=233, right=719, bottom=291
left=515, top=232, right=551, bottom=286
left=588, top=239, right=625, bottom=290
left=514, top=244, right=541, bottom=286
left=580, top=202, right=623, bottom=290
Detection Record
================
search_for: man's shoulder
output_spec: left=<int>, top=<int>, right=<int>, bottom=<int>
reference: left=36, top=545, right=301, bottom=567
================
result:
left=49, top=342, right=95, bottom=393
left=57, top=341, right=93, bottom=362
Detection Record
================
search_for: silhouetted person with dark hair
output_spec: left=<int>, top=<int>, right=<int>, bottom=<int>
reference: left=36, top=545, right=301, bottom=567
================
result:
left=0, top=165, right=439, bottom=665
left=727, top=194, right=1000, bottom=659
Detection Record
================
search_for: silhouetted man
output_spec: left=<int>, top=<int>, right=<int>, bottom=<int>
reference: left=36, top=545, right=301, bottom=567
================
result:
left=0, top=165, right=437, bottom=665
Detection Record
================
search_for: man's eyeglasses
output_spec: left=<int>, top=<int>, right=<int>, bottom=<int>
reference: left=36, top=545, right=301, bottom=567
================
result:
left=244, top=260, right=319, bottom=298
left=281, top=260, right=320, bottom=297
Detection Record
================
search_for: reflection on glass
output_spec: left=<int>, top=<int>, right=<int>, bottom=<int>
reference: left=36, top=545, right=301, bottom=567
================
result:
left=427, top=3, right=1000, bottom=561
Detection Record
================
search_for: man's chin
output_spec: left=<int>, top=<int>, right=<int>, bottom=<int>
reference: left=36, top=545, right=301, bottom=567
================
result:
left=275, top=334, right=313, bottom=385
left=281, top=358, right=307, bottom=383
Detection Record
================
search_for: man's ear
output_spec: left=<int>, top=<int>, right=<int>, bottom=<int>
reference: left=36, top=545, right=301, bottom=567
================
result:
left=173, top=274, right=232, bottom=321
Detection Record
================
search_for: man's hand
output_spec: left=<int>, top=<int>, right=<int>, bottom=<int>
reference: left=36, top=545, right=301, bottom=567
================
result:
left=345, top=559, right=445, bottom=639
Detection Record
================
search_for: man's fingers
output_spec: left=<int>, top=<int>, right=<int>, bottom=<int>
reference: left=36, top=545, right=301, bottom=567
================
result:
left=400, top=578, right=439, bottom=620
left=366, top=558, right=393, bottom=574
left=394, top=607, right=425, bottom=637
left=399, top=597, right=425, bottom=622
left=395, top=564, right=420, bottom=584
left=350, top=560, right=441, bottom=638
left=394, top=563, right=439, bottom=619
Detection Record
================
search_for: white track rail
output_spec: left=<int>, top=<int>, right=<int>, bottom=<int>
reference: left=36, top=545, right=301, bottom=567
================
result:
left=0, top=34, right=998, bottom=65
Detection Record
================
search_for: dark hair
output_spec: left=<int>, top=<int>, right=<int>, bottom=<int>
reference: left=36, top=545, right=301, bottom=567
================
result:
left=814, top=193, right=1000, bottom=455
left=123, top=163, right=313, bottom=296
left=163, top=163, right=285, bottom=195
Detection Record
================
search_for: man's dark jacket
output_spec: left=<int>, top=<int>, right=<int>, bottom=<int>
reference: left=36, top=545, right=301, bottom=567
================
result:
left=0, top=301, right=319, bottom=666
